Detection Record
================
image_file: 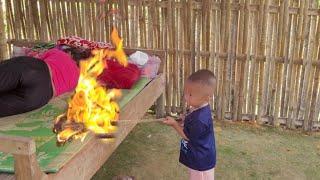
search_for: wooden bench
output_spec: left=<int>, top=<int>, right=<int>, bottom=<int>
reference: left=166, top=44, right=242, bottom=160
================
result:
left=0, top=40, right=166, bottom=180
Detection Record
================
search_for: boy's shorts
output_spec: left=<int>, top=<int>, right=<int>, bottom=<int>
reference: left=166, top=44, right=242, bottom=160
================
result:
left=189, top=168, right=215, bottom=180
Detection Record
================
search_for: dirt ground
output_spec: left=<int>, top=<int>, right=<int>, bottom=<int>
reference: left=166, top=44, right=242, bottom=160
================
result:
left=92, top=115, right=320, bottom=180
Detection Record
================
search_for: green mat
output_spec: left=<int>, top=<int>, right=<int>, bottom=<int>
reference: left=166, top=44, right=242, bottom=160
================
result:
left=0, top=78, right=150, bottom=173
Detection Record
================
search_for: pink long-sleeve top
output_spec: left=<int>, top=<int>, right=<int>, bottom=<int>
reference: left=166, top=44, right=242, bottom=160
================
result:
left=39, top=48, right=80, bottom=97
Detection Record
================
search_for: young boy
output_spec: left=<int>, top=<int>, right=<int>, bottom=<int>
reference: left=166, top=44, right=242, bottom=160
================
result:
left=163, top=69, right=216, bottom=180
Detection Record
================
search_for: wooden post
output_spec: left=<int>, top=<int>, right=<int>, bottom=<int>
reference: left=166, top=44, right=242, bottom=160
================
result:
left=0, top=135, right=47, bottom=180
left=14, top=154, right=47, bottom=180
left=156, top=48, right=166, bottom=118
left=0, top=0, right=7, bottom=60
left=156, top=94, right=165, bottom=118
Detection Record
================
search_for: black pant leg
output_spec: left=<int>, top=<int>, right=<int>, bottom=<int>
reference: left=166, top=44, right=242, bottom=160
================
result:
left=0, top=59, right=22, bottom=93
left=0, top=57, right=53, bottom=117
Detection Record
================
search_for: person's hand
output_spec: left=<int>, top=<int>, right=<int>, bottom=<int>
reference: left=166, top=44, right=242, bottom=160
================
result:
left=162, top=116, right=178, bottom=127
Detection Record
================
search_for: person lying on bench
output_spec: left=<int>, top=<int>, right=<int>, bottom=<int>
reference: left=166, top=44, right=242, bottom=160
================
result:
left=0, top=45, right=91, bottom=117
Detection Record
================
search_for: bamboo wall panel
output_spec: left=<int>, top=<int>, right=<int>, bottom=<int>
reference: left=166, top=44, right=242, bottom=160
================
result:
left=0, top=0, right=319, bottom=131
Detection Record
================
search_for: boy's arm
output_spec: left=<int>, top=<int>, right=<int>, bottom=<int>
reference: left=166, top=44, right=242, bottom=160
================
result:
left=163, top=117, right=189, bottom=140
left=172, top=123, right=189, bottom=140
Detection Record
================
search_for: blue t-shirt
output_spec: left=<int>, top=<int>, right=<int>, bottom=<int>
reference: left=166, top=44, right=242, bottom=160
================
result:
left=179, top=105, right=216, bottom=171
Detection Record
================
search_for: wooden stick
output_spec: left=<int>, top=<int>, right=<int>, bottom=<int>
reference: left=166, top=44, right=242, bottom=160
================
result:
left=112, top=118, right=166, bottom=125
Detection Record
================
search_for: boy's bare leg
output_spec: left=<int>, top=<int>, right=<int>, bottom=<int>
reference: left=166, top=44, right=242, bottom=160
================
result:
left=189, top=168, right=215, bottom=180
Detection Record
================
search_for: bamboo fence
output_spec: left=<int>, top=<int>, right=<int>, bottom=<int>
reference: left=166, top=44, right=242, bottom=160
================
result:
left=0, top=0, right=319, bottom=131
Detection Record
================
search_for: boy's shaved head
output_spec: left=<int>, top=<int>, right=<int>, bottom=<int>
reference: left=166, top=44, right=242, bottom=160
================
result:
left=187, top=69, right=216, bottom=94
left=184, top=69, right=216, bottom=107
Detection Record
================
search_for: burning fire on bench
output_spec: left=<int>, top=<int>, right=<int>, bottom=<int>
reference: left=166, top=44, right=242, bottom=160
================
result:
left=53, top=28, right=127, bottom=145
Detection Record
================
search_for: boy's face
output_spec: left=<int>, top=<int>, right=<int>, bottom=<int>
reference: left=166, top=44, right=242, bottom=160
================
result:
left=184, top=81, right=212, bottom=108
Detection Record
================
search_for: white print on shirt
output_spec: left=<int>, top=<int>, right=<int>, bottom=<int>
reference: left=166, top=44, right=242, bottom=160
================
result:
left=181, top=139, right=189, bottom=153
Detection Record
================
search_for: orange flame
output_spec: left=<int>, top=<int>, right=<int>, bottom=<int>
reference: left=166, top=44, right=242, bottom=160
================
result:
left=56, top=28, right=127, bottom=143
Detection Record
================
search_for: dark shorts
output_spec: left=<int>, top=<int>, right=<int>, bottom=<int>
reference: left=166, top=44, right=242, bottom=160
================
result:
left=0, top=56, right=53, bottom=117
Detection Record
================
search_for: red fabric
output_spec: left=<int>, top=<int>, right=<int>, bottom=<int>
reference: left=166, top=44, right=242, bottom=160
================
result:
left=57, top=36, right=113, bottom=50
left=98, top=59, right=141, bottom=89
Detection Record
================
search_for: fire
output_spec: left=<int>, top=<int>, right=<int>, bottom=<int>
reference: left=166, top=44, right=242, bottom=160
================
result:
left=53, top=28, right=127, bottom=144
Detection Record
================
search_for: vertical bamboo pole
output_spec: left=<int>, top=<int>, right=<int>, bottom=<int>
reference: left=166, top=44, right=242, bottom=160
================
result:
left=288, top=0, right=303, bottom=128
left=45, top=0, right=53, bottom=39
left=202, top=0, right=211, bottom=68
left=150, top=0, right=159, bottom=48
left=52, top=0, right=63, bottom=38
left=181, top=0, right=190, bottom=114
left=274, top=0, right=285, bottom=126
left=258, top=0, right=271, bottom=123
left=190, top=0, right=196, bottom=74
left=87, top=0, right=93, bottom=40
left=209, top=3, right=216, bottom=111
left=195, top=8, right=200, bottom=72
left=210, top=7, right=216, bottom=111
left=16, top=0, right=26, bottom=38
left=296, top=0, right=312, bottom=131
left=268, top=14, right=277, bottom=124
left=280, top=0, right=290, bottom=118
left=154, top=1, right=165, bottom=117
left=147, top=1, right=153, bottom=47
left=254, top=0, right=267, bottom=123
left=138, top=1, right=145, bottom=47
left=128, top=3, right=134, bottom=47
left=122, top=0, right=130, bottom=46
left=224, top=0, right=232, bottom=118
left=286, top=13, right=297, bottom=127
left=176, top=5, right=183, bottom=112
left=81, top=0, right=86, bottom=37
left=82, top=1, right=87, bottom=39
left=90, top=0, right=96, bottom=40
left=50, top=0, right=59, bottom=40
left=174, top=0, right=178, bottom=112
left=39, top=0, right=48, bottom=41
left=301, top=3, right=317, bottom=131
left=167, top=0, right=176, bottom=113
left=248, top=12, right=258, bottom=121
left=134, top=1, right=139, bottom=47
left=24, top=0, right=34, bottom=40
left=218, top=0, right=228, bottom=120
left=58, top=0, right=64, bottom=38
left=95, top=1, right=102, bottom=40
left=78, top=1, right=88, bottom=39
left=69, top=1, right=77, bottom=36
left=0, top=0, right=6, bottom=60
left=237, top=0, right=250, bottom=120
left=309, top=11, right=320, bottom=126
left=230, top=0, right=239, bottom=121
left=159, top=4, right=168, bottom=114
left=5, top=0, right=14, bottom=41
left=92, top=1, right=98, bottom=40
left=77, top=0, right=83, bottom=37
left=12, top=0, right=22, bottom=39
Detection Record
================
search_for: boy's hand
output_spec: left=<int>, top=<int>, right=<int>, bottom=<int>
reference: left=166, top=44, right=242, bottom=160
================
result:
left=162, top=116, right=178, bottom=127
